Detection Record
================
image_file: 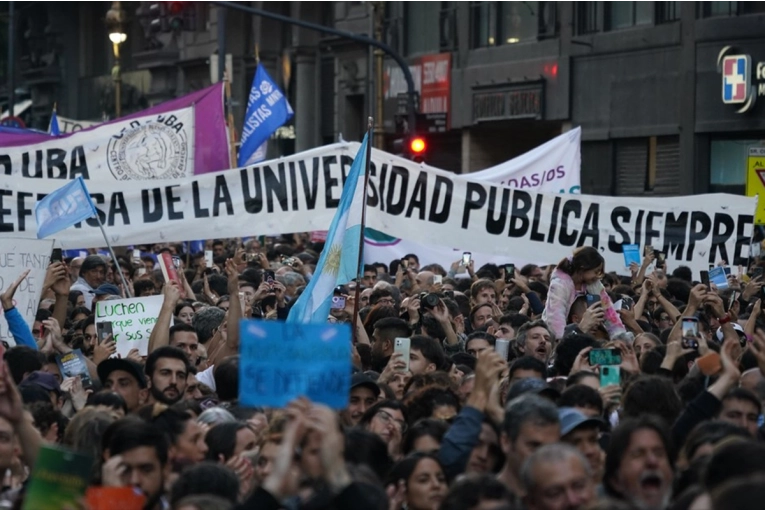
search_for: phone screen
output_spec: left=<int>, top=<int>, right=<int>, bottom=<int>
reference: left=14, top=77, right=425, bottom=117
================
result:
left=753, top=267, right=763, bottom=279
left=495, top=338, right=510, bottom=360
left=585, top=294, right=601, bottom=307
left=96, top=322, right=114, bottom=342
left=700, top=271, right=710, bottom=290
left=656, top=251, right=666, bottom=264
left=462, top=252, right=472, bottom=266
left=589, top=348, right=622, bottom=367
left=51, top=248, right=63, bottom=263
left=205, top=250, right=214, bottom=268
left=433, top=275, right=443, bottom=285
left=681, top=318, right=699, bottom=349
left=728, top=291, right=739, bottom=312
left=394, top=338, right=411, bottom=372
left=330, top=296, right=346, bottom=310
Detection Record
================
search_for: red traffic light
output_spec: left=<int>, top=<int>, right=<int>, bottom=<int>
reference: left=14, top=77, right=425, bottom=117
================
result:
left=409, top=137, right=426, bottom=155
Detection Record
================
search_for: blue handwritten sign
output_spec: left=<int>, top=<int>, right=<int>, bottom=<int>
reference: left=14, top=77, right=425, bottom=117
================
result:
left=238, top=321, right=351, bottom=409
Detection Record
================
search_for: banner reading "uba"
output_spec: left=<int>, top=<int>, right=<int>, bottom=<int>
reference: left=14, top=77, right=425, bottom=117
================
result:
left=0, top=84, right=228, bottom=181
left=0, top=143, right=754, bottom=276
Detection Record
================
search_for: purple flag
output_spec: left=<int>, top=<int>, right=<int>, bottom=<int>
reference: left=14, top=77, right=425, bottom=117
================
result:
left=0, top=83, right=229, bottom=176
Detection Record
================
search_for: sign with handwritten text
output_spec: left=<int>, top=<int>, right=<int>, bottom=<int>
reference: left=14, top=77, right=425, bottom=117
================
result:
left=94, top=295, right=165, bottom=357
left=238, top=321, right=351, bottom=409
left=0, top=239, right=54, bottom=346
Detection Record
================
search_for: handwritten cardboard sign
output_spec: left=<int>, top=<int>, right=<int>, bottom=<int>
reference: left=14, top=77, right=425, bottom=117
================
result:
left=238, top=321, right=351, bottom=409
left=94, top=295, right=165, bottom=357
left=0, top=239, right=54, bottom=346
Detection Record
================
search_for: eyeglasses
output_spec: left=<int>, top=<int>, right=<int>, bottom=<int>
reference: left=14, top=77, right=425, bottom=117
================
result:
left=376, top=298, right=395, bottom=306
left=376, top=410, right=407, bottom=433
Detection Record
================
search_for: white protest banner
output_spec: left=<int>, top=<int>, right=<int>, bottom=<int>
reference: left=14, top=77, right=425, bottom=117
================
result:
left=0, top=144, right=754, bottom=276
left=0, top=239, right=54, bottom=346
left=361, top=128, right=582, bottom=269
left=0, top=106, right=195, bottom=181
left=55, top=116, right=100, bottom=135
left=94, top=295, right=165, bottom=357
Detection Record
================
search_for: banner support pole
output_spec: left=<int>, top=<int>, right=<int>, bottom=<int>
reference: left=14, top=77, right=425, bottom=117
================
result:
left=351, top=118, right=374, bottom=344
left=94, top=215, right=132, bottom=298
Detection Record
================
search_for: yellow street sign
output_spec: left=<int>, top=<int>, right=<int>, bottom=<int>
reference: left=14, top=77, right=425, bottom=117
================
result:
left=745, top=146, right=765, bottom=225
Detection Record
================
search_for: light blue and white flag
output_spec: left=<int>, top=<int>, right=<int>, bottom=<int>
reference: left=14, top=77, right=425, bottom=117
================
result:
left=35, top=176, right=97, bottom=239
left=48, top=108, right=60, bottom=136
left=238, top=63, right=293, bottom=167
left=287, top=133, right=370, bottom=323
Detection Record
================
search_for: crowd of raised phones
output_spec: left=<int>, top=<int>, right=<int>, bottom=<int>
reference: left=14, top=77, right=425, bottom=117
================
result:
left=1, top=234, right=765, bottom=510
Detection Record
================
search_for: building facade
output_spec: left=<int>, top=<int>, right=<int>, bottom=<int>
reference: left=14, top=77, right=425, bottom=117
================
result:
left=333, top=1, right=765, bottom=198
left=2, top=1, right=765, bottom=198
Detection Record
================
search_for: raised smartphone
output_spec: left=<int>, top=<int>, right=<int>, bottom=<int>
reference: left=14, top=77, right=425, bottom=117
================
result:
left=394, top=337, right=411, bottom=372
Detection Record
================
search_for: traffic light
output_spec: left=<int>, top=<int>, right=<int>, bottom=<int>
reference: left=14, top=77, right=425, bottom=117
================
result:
left=409, top=136, right=426, bottom=163
left=148, top=2, right=167, bottom=33
left=147, top=1, right=190, bottom=33
left=392, top=135, right=428, bottom=163
left=167, top=1, right=188, bottom=31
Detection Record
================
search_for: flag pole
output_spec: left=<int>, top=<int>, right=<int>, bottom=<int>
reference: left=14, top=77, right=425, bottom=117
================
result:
left=224, top=73, right=237, bottom=167
left=351, top=117, right=374, bottom=344
left=93, top=215, right=132, bottom=298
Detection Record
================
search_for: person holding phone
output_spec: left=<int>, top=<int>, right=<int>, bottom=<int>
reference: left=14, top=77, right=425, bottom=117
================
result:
left=542, top=247, right=626, bottom=341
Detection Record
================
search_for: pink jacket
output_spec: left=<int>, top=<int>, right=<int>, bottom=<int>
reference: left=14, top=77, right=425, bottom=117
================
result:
left=542, top=269, right=626, bottom=340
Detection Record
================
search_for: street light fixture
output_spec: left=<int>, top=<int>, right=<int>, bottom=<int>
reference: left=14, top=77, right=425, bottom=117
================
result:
left=106, top=2, right=127, bottom=118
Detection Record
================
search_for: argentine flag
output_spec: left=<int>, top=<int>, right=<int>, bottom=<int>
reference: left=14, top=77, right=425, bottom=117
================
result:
left=287, top=133, right=370, bottom=323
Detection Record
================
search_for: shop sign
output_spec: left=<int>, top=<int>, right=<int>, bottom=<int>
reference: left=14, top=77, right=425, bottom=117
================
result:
left=718, top=46, right=765, bottom=114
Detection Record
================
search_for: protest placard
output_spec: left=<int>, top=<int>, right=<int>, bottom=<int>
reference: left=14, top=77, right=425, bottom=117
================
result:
left=94, top=295, right=165, bottom=357
left=0, top=239, right=54, bottom=346
left=238, top=321, right=351, bottom=409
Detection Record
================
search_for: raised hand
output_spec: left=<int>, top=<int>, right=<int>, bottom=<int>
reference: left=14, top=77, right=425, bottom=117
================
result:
left=1, top=270, right=30, bottom=311
left=93, top=334, right=117, bottom=365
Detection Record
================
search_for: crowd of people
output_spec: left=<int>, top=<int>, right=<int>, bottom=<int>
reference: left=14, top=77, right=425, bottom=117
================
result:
left=2, top=233, right=765, bottom=510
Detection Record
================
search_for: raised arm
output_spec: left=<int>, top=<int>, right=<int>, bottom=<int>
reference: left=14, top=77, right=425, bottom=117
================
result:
left=147, top=281, right=181, bottom=353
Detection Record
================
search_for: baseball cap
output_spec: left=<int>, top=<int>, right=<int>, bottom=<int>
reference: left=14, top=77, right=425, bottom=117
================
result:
left=97, top=359, right=147, bottom=389
left=92, top=284, right=121, bottom=297
left=506, top=377, right=560, bottom=403
left=558, top=407, right=604, bottom=437
left=716, top=322, right=746, bottom=344
left=350, top=373, right=380, bottom=397
left=19, top=371, right=61, bottom=394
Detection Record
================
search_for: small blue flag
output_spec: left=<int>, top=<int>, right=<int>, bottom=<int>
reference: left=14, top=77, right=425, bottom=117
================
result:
left=238, top=63, right=293, bottom=167
left=35, top=177, right=97, bottom=239
left=49, top=109, right=60, bottom=136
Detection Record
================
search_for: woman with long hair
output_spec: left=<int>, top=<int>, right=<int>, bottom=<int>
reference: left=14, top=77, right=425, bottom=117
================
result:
left=542, top=246, right=626, bottom=340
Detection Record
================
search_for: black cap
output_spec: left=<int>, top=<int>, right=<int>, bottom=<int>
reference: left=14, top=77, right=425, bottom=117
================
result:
left=506, top=377, right=560, bottom=403
left=350, top=373, right=380, bottom=397
left=97, top=358, right=147, bottom=389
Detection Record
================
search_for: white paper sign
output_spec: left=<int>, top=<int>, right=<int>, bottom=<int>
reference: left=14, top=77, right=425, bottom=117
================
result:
left=0, top=239, right=54, bottom=346
left=94, top=295, right=165, bottom=357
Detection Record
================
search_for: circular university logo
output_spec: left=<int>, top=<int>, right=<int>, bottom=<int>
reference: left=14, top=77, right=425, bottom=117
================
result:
left=107, top=122, right=189, bottom=180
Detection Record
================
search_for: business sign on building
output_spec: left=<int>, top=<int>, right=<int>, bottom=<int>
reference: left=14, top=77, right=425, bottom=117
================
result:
left=718, top=46, right=765, bottom=114
left=384, top=53, right=451, bottom=133
left=472, top=82, right=544, bottom=123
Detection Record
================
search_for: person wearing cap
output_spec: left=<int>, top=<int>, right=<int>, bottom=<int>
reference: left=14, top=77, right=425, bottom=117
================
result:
left=18, top=371, right=63, bottom=410
left=98, top=358, right=148, bottom=413
left=92, top=283, right=122, bottom=306
left=559, top=407, right=605, bottom=483
left=70, top=255, right=107, bottom=308
left=340, top=373, right=380, bottom=427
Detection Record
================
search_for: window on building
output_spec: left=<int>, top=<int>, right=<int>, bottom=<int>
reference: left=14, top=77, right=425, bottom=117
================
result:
left=575, top=2, right=599, bottom=34
left=657, top=2, right=679, bottom=23
left=439, top=2, right=458, bottom=50
left=471, top=2, right=554, bottom=48
left=698, top=1, right=765, bottom=16
left=615, top=136, right=680, bottom=196
left=710, top=139, right=761, bottom=192
left=605, top=1, right=654, bottom=30
left=406, top=2, right=441, bottom=55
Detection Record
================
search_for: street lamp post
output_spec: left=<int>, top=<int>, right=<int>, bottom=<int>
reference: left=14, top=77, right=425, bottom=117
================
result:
left=106, top=2, right=127, bottom=118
